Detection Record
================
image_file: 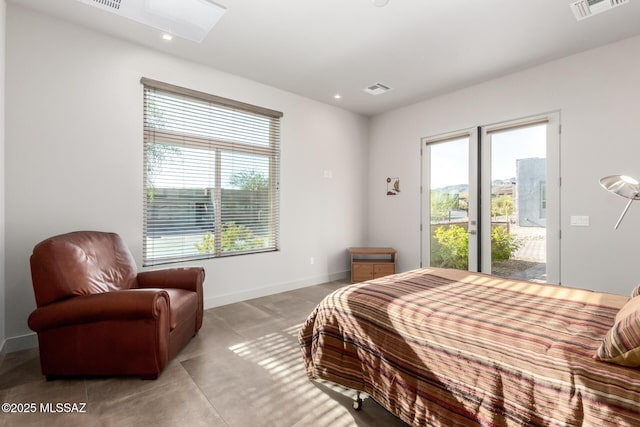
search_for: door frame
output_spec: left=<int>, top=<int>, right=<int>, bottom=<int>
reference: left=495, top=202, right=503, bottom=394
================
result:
left=421, top=112, right=561, bottom=283
left=480, top=112, right=561, bottom=283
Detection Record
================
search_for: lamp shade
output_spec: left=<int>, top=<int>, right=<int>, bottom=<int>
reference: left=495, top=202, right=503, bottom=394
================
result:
left=600, top=174, right=640, bottom=229
left=599, top=175, right=640, bottom=200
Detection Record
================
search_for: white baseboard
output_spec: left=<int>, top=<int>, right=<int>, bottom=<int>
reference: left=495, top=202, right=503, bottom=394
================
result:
left=2, top=332, right=38, bottom=353
left=204, top=270, right=349, bottom=309
left=0, top=271, right=349, bottom=353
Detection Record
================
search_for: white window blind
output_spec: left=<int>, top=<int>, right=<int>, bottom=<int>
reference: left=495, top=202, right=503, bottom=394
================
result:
left=142, top=78, right=282, bottom=266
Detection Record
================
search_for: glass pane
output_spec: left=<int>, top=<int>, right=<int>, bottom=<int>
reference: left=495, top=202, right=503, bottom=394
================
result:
left=220, top=151, right=272, bottom=253
left=489, top=124, right=547, bottom=282
left=144, top=143, right=215, bottom=262
left=429, top=137, right=470, bottom=270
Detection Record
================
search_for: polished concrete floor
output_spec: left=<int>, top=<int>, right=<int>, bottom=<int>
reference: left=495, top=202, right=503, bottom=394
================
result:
left=0, top=280, right=408, bottom=427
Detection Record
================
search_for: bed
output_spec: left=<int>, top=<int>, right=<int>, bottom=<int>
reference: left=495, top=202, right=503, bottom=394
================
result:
left=298, top=267, right=640, bottom=426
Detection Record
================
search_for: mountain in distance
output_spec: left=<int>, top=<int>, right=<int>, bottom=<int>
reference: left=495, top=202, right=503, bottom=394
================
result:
left=434, top=177, right=515, bottom=193
left=434, top=184, right=468, bottom=193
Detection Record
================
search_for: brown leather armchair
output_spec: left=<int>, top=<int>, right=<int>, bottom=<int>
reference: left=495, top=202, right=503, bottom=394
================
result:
left=28, top=231, right=204, bottom=379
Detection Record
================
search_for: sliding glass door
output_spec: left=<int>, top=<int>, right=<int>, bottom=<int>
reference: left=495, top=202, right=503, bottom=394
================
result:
left=422, top=113, right=560, bottom=283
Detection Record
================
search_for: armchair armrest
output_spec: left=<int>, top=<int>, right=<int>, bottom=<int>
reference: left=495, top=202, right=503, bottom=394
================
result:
left=28, top=289, right=169, bottom=332
left=136, top=267, right=204, bottom=293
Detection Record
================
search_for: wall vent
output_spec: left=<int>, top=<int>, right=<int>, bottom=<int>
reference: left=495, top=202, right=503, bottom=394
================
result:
left=363, top=82, right=393, bottom=96
left=570, top=0, right=630, bottom=21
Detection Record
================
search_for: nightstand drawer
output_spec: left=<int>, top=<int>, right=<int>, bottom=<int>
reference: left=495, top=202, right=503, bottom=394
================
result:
left=352, top=263, right=374, bottom=282
left=373, top=263, right=395, bottom=277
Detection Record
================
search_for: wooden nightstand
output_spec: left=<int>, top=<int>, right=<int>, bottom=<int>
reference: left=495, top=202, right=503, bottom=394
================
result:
left=349, top=247, right=397, bottom=283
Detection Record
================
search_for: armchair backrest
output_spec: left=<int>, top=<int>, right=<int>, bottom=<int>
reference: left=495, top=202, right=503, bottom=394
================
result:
left=30, top=231, right=138, bottom=307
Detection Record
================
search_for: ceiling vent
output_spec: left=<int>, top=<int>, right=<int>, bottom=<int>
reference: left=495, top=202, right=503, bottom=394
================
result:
left=76, top=0, right=226, bottom=42
left=363, top=82, right=393, bottom=96
left=87, top=0, right=121, bottom=10
left=570, top=0, right=630, bottom=21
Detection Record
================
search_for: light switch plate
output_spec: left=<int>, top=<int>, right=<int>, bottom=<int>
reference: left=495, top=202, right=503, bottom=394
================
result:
left=570, top=215, right=590, bottom=226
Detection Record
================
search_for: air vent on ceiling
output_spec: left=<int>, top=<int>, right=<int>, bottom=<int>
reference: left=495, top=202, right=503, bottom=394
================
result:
left=363, top=82, right=393, bottom=96
left=570, top=0, right=630, bottom=21
left=89, top=0, right=121, bottom=10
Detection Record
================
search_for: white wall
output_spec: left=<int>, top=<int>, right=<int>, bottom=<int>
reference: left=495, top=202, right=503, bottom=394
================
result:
left=4, top=5, right=369, bottom=347
left=368, top=35, right=640, bottom=295
left=0, top=0, right=6, bottom=354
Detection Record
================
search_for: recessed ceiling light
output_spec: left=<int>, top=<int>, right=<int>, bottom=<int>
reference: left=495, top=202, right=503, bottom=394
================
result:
left=162, top=33, right=173, bottom=41
left=372, top=0, right=390, bottom=6
left=334, top=94, right=342, bottom=100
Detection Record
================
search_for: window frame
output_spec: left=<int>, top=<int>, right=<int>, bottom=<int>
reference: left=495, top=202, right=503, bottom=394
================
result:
left=142, top=78, right=282, bottom=266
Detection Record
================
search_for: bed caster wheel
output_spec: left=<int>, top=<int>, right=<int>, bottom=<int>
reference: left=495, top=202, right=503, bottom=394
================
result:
left=353, top=397, right=363, bottom=411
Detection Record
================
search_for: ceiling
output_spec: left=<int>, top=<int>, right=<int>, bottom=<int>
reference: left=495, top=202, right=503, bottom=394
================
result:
left=10, top=0, right=640, bottom=116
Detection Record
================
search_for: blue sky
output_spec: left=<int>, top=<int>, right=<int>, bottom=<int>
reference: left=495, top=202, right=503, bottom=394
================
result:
left=430, top=124, right=546, bottom=189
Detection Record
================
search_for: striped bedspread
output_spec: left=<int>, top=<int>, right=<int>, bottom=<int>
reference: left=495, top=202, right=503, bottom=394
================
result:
left=298, top=268, right=640, bottom=426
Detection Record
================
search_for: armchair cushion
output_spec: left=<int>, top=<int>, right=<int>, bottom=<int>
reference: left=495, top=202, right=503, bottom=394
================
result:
left=163, top=289, right=198, bottom=331
left=137, top=267, right=204, bottom=331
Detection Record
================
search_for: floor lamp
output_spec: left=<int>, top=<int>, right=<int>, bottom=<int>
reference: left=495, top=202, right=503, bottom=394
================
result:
left=600, top=175, right=640, bottom=229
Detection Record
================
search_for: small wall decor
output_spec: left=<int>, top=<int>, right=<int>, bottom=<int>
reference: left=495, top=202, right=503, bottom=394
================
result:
left=387, top=177, right=400, bottom=195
